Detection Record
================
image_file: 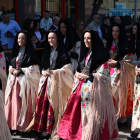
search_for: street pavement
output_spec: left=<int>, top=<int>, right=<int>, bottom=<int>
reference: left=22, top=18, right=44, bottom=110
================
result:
left=12, top=116, right=140, bottom=140
left=12, top=127, right=140, bottom=140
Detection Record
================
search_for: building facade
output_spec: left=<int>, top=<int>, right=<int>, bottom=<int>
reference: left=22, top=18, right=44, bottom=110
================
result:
left=0, top=0, right=139, bottom=27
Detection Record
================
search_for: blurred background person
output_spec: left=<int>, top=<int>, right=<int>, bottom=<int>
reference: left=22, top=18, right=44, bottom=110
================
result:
left=22, top=18, right=38, bottom=47
left=33, top=20, right=46, bottom=64
left=0, top=7, right=5, bottom=17
left=0, top=11, right=21, bottom=62
left=101, top=16, right=110, bottom=41
left=86, top=13, right=102, bottom=39
left=75, top=19, right=84, bottom=40
left=40, top=10, right=53, bottom=32
left=49, top=16, right=60, bottom=30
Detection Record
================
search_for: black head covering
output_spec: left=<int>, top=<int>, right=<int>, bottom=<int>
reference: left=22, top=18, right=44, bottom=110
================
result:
left=58, top=19, right=80, bottom=51
left=77, top=30, right=109, bottom=74
left=41, top=30, right=71, bottom=70
left=11, top=30, right=39, bottom=68
left=0, top=43, right=3, bottom=52
left=129, top=23, right=140, bottom=59
left=107, top=23, right=130, bottom=59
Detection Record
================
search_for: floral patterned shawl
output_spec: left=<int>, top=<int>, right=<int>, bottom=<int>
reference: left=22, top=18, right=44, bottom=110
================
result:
left=0, top=52, right=7, bottom=101
left=0, top=90, right=12, bottom=140
left=97, top=44, right=135, bottom=117
left=5, top=65, right=40, bottom=127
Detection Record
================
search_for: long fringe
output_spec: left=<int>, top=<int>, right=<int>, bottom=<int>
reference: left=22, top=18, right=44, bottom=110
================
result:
left=118, top=61, right=135, bottom=117
left=0, top=90, right=12, bottom=140
left=82, top=72, right=118, bottom=140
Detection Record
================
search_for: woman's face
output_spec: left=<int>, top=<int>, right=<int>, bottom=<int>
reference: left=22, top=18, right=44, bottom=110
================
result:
left=60, top=23, right=67, bottom=35
left=112, top=26, right=120, bottom=40
left=84, top=32, right=92, bottom=49
left=48, top=32, right=58, bottom=48
left=18, top=33, right=26, bottom=47
left=133, top=25, right=137, bottom=35
left=35, top=22, right=40, bottom=31
left=78, top=22, right=84, bottom=30
left=30, top=21, right=34, bottom=29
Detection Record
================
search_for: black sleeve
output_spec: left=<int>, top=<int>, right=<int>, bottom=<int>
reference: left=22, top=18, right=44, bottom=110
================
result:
left=101, top=27, right=109, bottom=41
left=116, top=61, right=120, bottom=68
left=88, top=73, right=94, bottom=81
left=70, top=52, right=78, bottom=59
left=138, top=57, right=140, bottom=68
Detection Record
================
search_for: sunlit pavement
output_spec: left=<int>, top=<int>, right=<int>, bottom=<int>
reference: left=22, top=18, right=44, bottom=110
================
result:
left=12, top=116, right=140, bottom=140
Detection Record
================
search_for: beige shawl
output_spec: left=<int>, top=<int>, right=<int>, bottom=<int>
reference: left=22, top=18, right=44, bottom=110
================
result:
left=5, top=65, right=40, bottom=127
left=0, top=52, right=7, bottom=102
left=81, top=72, right=118, bottom=140
left=0, top=90, right=12, bottom=140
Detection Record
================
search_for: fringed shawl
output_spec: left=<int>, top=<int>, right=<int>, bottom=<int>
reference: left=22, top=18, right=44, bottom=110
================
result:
left=0, top=52, right=7, bottom=102
left=0, top=90, right=12, bottom=140
left=98, top=53, right=135, bottom=117
left=25, top=64, right=73, bottom=140
left=5, top=65, right=40, bottom=127
left=81, top=72, right=118, bottom=140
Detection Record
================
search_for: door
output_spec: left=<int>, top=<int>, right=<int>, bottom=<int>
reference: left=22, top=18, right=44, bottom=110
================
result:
left=40, top=0, right=78, bottom=20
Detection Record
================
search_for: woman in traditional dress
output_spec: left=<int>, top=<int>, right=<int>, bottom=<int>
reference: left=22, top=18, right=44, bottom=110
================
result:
left=127, top=23, right=140, bottom=140
left=5, top=30, right=40, bottom=131
left=0, top=88, right=12, bottom=140
left=98, top=23, right=135, bottom=125
left=30, top=30, right=73, bottom=140
left=57, top=30, right=118, bottom=140
left=0, top=44, right=7, bottom=101
left=58, top=19, right=81, bottom=74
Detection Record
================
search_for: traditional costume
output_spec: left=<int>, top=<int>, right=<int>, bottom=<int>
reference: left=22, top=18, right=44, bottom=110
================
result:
left=58, top=19, right=81, bottom=74
left=5, top=31, right=40, bottom=130
left=0, top=83, right=12, bottom=140
left=98, top=23, right=135, bottom=118
left=31, top=30, right=73, bottom=139
left=0, top=45, right=7, bottom=101
left=127, top=23, right=140, bottom=140
left=57, top=30, right=118, bottom=140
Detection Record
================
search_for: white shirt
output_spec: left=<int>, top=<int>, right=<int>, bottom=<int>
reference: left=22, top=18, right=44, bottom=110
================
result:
left=35, top=31, right=42, bottom=41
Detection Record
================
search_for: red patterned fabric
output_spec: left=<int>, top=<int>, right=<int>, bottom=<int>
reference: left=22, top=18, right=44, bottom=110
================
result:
left=121, top=85, right=133, bottom=117
left=33, top=78, right=54, bottom=133
left=57, top=80, right=83, bottom=140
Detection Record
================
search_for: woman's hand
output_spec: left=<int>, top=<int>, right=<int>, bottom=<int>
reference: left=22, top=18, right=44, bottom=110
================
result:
left=9, top=67, right=14, bottom=74
left=75, top=72, right=89, bottom=80
left=13, top=69, right=21, bottom=76
left=42, top=70, right=50, bottom=77
left=136, top=68, right=140, bottom=76
left=107, top=59, right=117, bottom=67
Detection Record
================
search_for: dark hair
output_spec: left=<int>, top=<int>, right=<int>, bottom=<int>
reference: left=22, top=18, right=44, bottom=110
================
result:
left=76, top=19, right=83, bottom=27
left=1, top=7, right=5, bottom=11
left=132, top=23, right=140, bottom=58
left=102, top=16, right=110, bottom=23
left=23, top=18, right=33, bottom=32
left=52, top=16, right=59, bottom=23
left=44, top=10, right=50, bottom=14
left=2, top=11, right=9, bottom=17
left=108, top=23, right=122, bottom=43
left=33, top=19, right=40, bottom=31
left=93, top=13, right=99, bottom=18
left=113, top=16, right=121, bottom=22
left=47, top=30, right=59, bottom=44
